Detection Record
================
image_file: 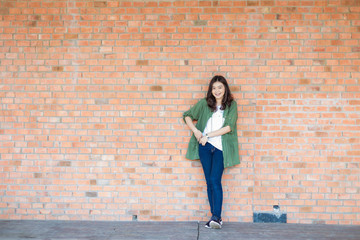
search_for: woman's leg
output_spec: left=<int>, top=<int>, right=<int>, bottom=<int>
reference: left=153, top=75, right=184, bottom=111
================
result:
left=209, top=147, right=224, bottom=220
left=199, top=143, right=214, bottom=216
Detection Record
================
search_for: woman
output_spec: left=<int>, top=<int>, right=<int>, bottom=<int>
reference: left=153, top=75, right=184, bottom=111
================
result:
left=183, top=75, right=240, bottom=229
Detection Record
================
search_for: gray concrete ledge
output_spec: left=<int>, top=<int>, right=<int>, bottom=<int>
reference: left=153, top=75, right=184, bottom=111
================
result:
left=0, top=220, right=359, bottom=240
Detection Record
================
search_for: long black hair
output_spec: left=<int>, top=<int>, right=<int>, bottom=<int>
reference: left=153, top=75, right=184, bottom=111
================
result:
left=206, top=75, right=234, bottom=112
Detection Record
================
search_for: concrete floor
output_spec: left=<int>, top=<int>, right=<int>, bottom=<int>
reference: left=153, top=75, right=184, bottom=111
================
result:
left=0, top=220, right=359, bottom=240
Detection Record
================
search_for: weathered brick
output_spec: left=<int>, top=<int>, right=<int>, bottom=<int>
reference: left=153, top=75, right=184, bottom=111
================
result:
left=150, top=86, right=163, bottom=91
left=58, top=161, right=71, bottom=167
left=34, top=173, right=42, bottom=178
left=247, top=0, right=259, bottom=6
left=269, top=26, right=283, bottom=32
left=193, top=20, right=207, bottom=26
left=52, top=66, right=64, bottom=72
left=136, top=60, right=149, bottom=66
left=299, top=79, right=310, bottom=84
left=95, top=98, right=109, bottom=104
left=94, top=1, right=106, bottom=8
left=0, top=8, right=9, bottom=15
left=86, top=192, right=98, bottom=198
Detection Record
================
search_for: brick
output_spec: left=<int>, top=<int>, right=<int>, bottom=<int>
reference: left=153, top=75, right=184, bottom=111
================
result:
left=160, top=168, right=173, bottom=174
left=136, top=60, right=149, bottom=66
left=261, top=1, right=275, bottom=6
left=313, top=60, right=326, bottom=65
left=94, top=2, right=106, bottom=8
left=85, top=192, right=98, bottom=197
left=299, top=79, right=310, bottom=84
left=247, top=0, right=259, bottom=6
left=347, top=151, right=360, bottom=156
left=34, top=173, right=42, bottom=178
left=94, top=98, right=108, bottom=104
left=269, top=26, right=283, bottom=32
left=0, top=8, right=9, bottom=15
left=193, top=20, right=207, bottom=26
left=150, top=86, right=163, bottom=91
left=58, top=161, right=71, bottom=167
left=65, top=34, right=78, bottom=40
left=52, top=66, right=64, bottom=72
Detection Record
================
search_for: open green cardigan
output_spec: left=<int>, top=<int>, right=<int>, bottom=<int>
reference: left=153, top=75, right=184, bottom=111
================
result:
left=183, top=98, right=240, bottom=168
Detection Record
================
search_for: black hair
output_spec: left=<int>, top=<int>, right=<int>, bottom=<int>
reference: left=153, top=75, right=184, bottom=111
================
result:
left=206, top=75, right=234, bottom=112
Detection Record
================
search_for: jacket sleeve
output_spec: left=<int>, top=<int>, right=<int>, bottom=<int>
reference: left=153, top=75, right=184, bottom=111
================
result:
left=223, top=100, right=238, bottom=133
left=183, top=98, right=206, bottom=122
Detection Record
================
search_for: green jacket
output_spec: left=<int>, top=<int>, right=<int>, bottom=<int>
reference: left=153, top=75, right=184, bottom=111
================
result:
left=183, top=98, right=240, bottom=168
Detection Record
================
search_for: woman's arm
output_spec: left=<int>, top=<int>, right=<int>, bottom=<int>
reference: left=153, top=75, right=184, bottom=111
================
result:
left=185, top=116, right=203, bottom=142
left=206, top=126, right=231, bottom=138
left=199, top=126, right=231, bottom=145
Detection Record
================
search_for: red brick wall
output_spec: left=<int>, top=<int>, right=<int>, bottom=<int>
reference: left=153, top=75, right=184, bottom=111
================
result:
left=1, top=0, right=359, bottom=224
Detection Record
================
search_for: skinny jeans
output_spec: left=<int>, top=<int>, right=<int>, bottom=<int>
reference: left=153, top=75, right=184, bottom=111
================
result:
left=199, top=142, right=224, bottom=220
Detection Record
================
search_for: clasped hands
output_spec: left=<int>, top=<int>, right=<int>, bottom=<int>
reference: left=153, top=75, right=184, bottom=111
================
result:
left=194, top=130, right=208, bottom=146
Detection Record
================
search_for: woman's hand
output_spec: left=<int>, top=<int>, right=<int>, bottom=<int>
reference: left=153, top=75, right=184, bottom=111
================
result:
left=185, top=116, right=203, bottom=142
left=199, top=136, right=208, bottom=146
left=194, top=129, right=203, bottom=142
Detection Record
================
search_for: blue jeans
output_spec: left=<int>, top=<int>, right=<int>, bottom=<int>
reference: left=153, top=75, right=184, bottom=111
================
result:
left=199, top=143, right=224, bottom=220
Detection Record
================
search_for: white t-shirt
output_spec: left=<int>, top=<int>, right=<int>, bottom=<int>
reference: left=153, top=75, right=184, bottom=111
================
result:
left=203, top=106, right=225, bottom=151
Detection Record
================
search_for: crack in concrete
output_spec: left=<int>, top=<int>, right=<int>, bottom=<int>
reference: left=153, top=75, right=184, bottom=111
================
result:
left=196, top=221, right=200, bottom=240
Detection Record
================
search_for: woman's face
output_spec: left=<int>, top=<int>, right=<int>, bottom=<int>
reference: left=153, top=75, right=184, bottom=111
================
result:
left=212, top=81, right=225, bottom=103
